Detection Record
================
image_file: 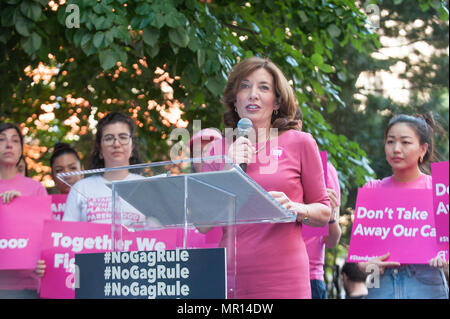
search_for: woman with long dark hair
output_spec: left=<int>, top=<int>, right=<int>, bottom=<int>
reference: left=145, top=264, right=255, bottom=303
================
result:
left=0, top=123, right=47, bottom=298
left=62, top=111, right=144, bottom=225
left=357, top=113, right=448, bottom=299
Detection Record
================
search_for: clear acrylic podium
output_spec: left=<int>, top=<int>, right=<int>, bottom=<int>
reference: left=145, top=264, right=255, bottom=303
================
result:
left=58, top=156, right=296, bottom=298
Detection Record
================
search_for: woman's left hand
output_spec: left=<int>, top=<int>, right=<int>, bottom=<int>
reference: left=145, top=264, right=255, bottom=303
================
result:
left=269, top=191, right=307, bottom=222
left=0, top=190, right=21, bottom=204
left=429, top=256, right=448, bottom=269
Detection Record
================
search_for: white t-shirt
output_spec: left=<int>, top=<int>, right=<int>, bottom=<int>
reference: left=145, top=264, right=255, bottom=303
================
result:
left=63, top=174, right=146, bottom=226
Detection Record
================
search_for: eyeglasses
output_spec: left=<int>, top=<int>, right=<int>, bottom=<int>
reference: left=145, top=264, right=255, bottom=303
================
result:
left=102, top=133, right=132, bottom=146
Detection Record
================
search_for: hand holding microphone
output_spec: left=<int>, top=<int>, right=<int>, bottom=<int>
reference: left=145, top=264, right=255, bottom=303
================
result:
left=228, top=118, right=254, bottom=172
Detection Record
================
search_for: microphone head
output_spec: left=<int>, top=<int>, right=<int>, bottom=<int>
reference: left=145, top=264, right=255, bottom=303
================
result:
left=237, top=118, right=253, bottom=136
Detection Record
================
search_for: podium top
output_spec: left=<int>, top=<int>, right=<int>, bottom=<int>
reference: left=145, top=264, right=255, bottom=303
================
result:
left=58, top=156, right=296, bottom=230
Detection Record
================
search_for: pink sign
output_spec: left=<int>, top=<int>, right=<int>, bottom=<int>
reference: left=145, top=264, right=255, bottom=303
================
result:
left=302, top=151, right=329, bottom=238
left=348, top=188, right=449, bottom=264
left=431, top=161, right=449, bottom=245
left=51, top=194, right=68, bottom=221
left=39, top=220, right=111, bottom=299
left=39, top=220, right=219, bottom=299
left=0, top=196, right=52, bottom=270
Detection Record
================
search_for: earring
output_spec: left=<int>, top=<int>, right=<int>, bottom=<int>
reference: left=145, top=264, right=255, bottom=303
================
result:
left=419, top=156, right=424, bottom=164
left=274, top=109, right=279, bottom=115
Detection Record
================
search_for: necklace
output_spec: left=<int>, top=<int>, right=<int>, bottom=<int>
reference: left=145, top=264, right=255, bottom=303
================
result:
left=254, top=137, right=270, bottom=154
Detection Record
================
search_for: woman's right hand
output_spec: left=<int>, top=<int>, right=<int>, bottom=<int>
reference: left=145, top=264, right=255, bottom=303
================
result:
left=357, top=252, right=401, bottom=275
left=227, top=136, right=255, bottom=165
left=327, top=188, right=338, bottom=212
left=0, top=190, right=21, bottom=204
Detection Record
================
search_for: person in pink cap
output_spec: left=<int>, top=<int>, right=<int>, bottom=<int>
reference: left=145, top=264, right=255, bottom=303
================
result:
left=0, top=123, right=48, bottom=299
left=189, top=128, right=222, bottom=172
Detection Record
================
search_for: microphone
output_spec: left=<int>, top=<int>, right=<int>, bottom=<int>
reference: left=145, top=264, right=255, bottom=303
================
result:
left=237, top=118, right=253, bottom=172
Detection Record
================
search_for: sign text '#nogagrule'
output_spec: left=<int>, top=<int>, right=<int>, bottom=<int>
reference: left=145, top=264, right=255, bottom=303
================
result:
left=76, top=248, right=227, bottom=299
left=102, top=250, right=191, bottom=298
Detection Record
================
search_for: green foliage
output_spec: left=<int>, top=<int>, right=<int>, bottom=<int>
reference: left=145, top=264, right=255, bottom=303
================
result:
left=0, top=0, right=380, bottom=197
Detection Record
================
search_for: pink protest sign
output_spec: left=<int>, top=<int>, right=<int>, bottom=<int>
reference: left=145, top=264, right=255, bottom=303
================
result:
left=348, top=188, right=449, bottom=264
left=302, top=151, right=329, bottom=238
left=0, top=196, right=52, bottom=270
left=50, top=194, right=68, bottom=221
left=39, top=220, right=184, bottom=299
left=40, top=220, right=113, bottom=299
left=431, top=161, right=449, bottom=245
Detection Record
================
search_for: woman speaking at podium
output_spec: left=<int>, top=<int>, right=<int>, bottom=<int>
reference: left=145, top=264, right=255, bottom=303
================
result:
left=206, top=57, right=331, bottom=299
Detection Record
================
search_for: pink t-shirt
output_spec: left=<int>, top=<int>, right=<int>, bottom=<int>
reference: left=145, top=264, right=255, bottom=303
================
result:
left=304, top=162, right=341, bottom=281
left=207, top=129, right=330, bottom=299
left=363, top=173, right=432, bottom=190
left=0, top=174, right=48, bottom=292
left=0, top=174, right=48, bottom=196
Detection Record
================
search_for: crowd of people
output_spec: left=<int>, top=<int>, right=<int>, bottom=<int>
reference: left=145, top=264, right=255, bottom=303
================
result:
left=0, top=57, right=448, bottom=299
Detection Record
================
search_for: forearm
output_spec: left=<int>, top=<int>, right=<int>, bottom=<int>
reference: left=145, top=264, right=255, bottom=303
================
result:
left=269, top=191, right=330, bottom=227
left=324, top=221, right=341, bottom=248
left=301, top=203, right=331, bottom=227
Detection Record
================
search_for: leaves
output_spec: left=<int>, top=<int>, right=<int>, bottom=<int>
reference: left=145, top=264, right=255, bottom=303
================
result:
left=327, top=24, right=341, bottom=38
left=311, top=53, right=324, bottom=66
left=142, top=27, right=160, bottom=46
left=21, top=32, right=41, bottom=55
left=19, top=1, right=42, bottom=22
left=98, top=49, right=117, bottom=70
left=1, top=0, right=447, bottom=214
left=205, top=74, right=226, bottom=97
left=169, top=27, right=189, bottom=48
left=93, top=32, right=105, bottom=48
left=0, top=0, right=383, bottom=194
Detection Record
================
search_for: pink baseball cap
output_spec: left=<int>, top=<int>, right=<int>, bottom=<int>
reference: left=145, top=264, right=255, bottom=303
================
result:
left=189, top=128, right=222, bottom=149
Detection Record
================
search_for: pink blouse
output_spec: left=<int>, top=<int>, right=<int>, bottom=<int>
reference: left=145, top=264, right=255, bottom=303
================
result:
left=363, top=173, right=432, bottom=190
left=207, top=129, right=330, bottom=298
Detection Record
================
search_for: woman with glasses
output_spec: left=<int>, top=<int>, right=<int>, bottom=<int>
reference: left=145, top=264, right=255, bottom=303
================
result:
left=61, top=112, right=145, bottom=225
left=37, top=112, right=147, bottom=279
